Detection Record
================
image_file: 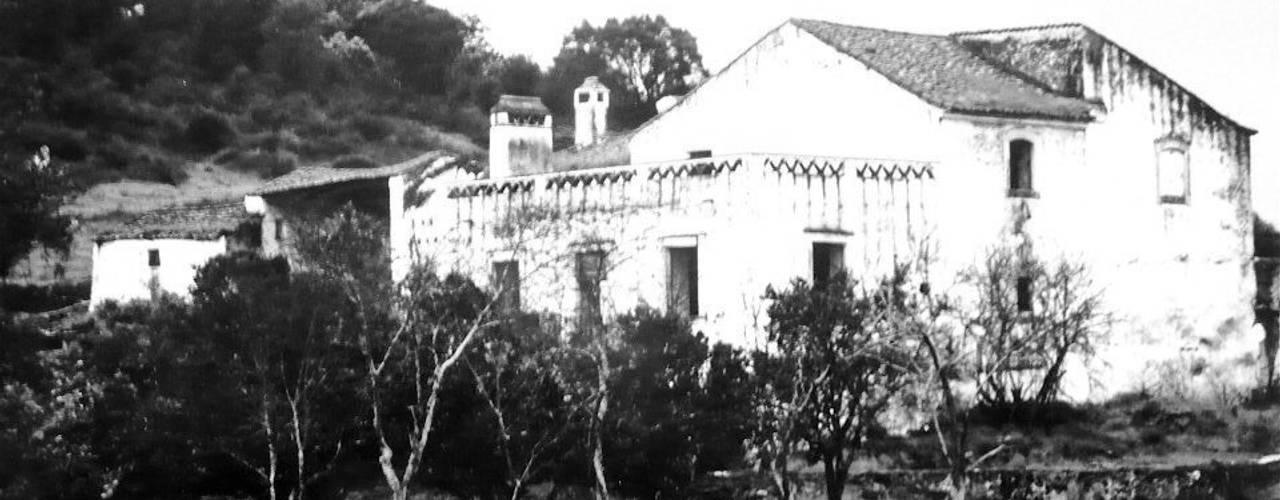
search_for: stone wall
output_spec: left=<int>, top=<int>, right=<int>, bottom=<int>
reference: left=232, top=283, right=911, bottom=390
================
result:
left=687, top=463, right=1280, bottom=499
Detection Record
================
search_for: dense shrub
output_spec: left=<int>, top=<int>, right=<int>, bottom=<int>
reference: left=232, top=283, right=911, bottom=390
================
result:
left=231, top=150, right=297, bottom=178
left=11, top=123, right=89, bottom=161
left=602, top=309, right=754, bottom=497
left=184, top=111, right=238, bottom=154
left=1236, top=414, right=1280, bottom=453
left=351, top=113, right=396, bottom=141
left=125, top=151, right=188, bottom=185
left=331, top=154, right=377, bottom=169
left=294, top=132, right=360, bottom=158
left=0, top=281, right=90, bottom=313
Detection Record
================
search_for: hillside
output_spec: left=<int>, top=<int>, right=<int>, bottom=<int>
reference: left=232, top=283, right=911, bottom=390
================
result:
left=0, top=0, right=520, bottom=284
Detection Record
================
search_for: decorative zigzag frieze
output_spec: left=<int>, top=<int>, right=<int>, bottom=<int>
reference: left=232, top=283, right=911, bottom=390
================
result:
left=646, top=158, right=744, bottom=180
left=447, top=179, right=535, bottom=199
left=853, top=162, right=934, bottom=180
left=764, top=157, right=846, bottom=177
left=546, top=170, right=636, bottom=189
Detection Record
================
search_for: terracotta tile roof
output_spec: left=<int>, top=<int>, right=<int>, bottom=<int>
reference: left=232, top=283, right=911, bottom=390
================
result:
left=790, top=19, right=1096, bottom=121
left=252, top=151, right=453, bottom=196
left=98, top=202, right=251, bottom=242
left=491, top=95, right=550, bottom=115
left=952, top=23, right=1255, bottom=134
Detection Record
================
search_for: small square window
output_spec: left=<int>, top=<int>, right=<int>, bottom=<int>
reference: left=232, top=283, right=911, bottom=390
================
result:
left=597, top=92, right=605, bottom=102
left=1016, top=276, right=1033, bottom=313
left=578, top=92, right=590, bottom=103
left=148, top=249, right=160, bottom=267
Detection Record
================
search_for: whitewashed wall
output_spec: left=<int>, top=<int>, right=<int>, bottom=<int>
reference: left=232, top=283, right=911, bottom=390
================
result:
left=628, top=22, right=945, bottom=163
left=395, top=155, right=932, bottom=348
left=384, top=20, right=1258, bottom=400
left=90, top=237, right=227, bottom=310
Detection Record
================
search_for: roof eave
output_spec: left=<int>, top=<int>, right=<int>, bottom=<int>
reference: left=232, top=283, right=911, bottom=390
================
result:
left=942, top=108, right=1095, bottom=126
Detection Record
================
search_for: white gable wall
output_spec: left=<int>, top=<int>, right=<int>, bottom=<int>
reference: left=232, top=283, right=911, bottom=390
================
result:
left=629, top=22, right=945, bottom=164
left=90, top=237, right=227, bottom=310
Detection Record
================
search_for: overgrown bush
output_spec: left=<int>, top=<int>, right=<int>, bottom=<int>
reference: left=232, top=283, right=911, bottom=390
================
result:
left=351, top=113, right=396, bottom=141
left=1236, top=414, right=1280, bottom=453
left=124, top=151, right=188, bottom=185
left=294, top=132, right=361, bottom=159
left=184, top=111, right=238, bottom=154
left=10, top=123, right=88, bottom=161
left=231, top=150, right=297, bottom=178
left=0, top=281, right=90, bottom=313
left=331, top=154, right=377, bottom=169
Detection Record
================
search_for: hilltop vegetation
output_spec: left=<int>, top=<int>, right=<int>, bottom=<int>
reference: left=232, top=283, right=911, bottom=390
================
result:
left=0, top=0, right=710, bottom=189
left=0, top=0, right=528, bottom=187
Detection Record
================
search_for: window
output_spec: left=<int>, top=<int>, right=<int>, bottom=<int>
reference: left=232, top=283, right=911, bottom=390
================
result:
left=597, top=92, right=605, bottom=102
left=575, top=251, right=606, bottom=327
left=578, top=92, right=590, bottom=103
left=1016, top=276, right=1033, bottom=313
left=812, top=242, right=845, bottom=290
left=1008, top=139, right=1035, bottom=197
left=667, top=246, right=699, bottom=317
left=274, top=218, right=284, bottom=240
left=147, top=249, right=160, bottom=267
left=492, top=261, right=520, bottom=313
left=688, top=150, right=712, bottom=159
left=1156, top=138, right=1189, bottom=204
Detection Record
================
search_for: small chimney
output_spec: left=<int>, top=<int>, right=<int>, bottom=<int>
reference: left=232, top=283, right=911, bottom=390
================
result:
left=655, top=94, right=682, bottom=114
left=574, top=76, right=609, bottom=148
left=489, top=95, right=552, bottom=178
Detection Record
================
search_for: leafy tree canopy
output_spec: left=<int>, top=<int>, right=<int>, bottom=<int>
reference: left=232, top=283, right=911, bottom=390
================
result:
left=543, top=15, right=708, bottom=129
left=0, top=147, right=71, bottom=283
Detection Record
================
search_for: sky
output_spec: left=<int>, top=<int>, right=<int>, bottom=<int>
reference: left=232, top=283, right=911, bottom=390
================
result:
left=434, top=0, right=1280, bottom=220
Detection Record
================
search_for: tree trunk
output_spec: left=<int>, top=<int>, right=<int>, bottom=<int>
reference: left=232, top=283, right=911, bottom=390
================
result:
left=769, top=437, right=793, bottom=500
left=592, top=322, right=610, bottom=500
left=262, top=393, right=279, bottom=500
left=289, top=396, right=306, bottom=500
left=822, top=457, right=845, bottom=500
left=770, top=461, right=790, bottom=500
left=948, top=471, right=968, bottom=500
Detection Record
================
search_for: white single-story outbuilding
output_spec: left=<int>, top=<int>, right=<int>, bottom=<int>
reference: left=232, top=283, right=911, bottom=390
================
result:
left=90, top=202, right=257, bottom=310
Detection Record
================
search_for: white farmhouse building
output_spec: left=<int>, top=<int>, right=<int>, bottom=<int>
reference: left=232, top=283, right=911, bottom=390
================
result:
left=252, top=19, right=1259, bottom=399
left=90, top=202, right=257, bottom=310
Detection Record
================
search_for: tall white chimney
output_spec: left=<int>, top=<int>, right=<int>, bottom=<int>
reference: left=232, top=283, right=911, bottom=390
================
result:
left=489, top=95, right=552, bottom=178
left=574, top=76, right=609, bottom=148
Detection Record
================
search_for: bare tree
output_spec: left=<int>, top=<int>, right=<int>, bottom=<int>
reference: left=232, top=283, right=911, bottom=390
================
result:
left=900, top=247, right=1109, bottom=499
left=960, top=247, right=1109, bottom=411
left=290, top=204, right=498, bottom=500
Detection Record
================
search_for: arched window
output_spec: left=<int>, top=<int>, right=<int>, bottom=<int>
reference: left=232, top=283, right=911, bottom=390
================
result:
left=1156, top=136, right=1189, bottom=204
left=1008, top=139, right=1035, bottom=197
